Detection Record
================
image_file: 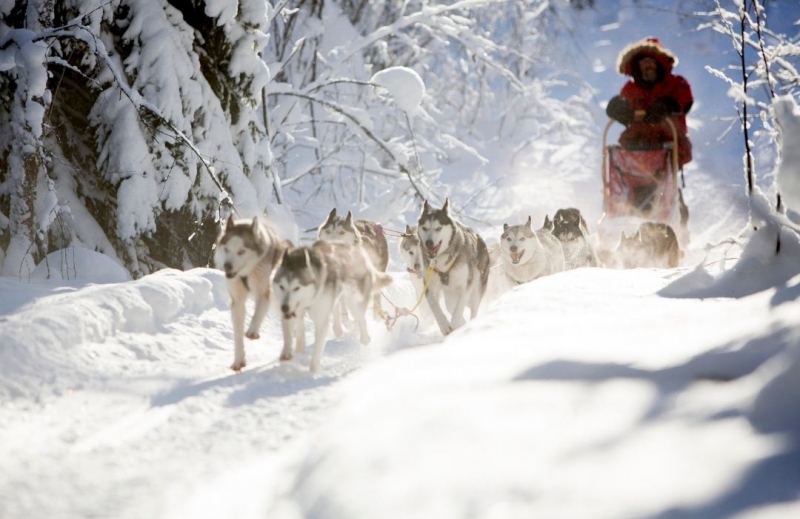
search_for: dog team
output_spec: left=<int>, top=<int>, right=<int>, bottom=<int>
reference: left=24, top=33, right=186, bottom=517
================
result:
left=214, top=201, right=681, bottom=372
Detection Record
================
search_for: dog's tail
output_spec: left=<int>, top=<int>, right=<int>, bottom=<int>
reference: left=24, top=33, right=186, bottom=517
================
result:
left=373, top=271, right=393, bottom=291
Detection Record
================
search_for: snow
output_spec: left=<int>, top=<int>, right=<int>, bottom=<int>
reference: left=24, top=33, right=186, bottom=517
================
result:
left=370, top=66, right=426, bottom=116
left=2, top=1, right=800, bottom=518
left=774, top=95, right=800, bottom=214
left=2, top=236, right=800, bottom=518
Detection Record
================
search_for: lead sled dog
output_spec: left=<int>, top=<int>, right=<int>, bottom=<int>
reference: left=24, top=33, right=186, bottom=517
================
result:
left=214, top=215, right=295, bottom=371
left=417, top=199, right=490, bottom=335
left=273, top=241, right=393, bottom=372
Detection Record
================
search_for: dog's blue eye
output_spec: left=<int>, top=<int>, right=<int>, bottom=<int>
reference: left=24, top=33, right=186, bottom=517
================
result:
left=293, top=286, right=300, bottom=292
left=436, top=226, right=442, bottom=231
left=520, top=237, right=526, bottom=241
left=237, top=250, right=245, bottom=256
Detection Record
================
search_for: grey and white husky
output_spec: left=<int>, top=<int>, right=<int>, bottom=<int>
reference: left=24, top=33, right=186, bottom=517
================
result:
left=500, top=215, right=565, bottom=285
left=318, top=208, right=390, bottom=316
left=214, top=215, right=293, bottom=371
left=545, top=207, right=600, bottom=270
left=273, top=241, right=392, bottom=372
left=417, top=199, right=490, bottom=335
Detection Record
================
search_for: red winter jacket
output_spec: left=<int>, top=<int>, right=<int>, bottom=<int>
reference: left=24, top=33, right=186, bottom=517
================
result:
left=618, top=73, right=693, bottom=166
left=610, top=38, right=694, bottom=167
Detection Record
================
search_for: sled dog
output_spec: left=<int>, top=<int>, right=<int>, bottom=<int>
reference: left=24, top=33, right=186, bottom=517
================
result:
left=501, top=215, right=565, bottom=285
left=318, top=208, right=390, bottom=315
left=318, top=208, right=389, bottom=272
left=273, top=241, right=392, bottom=372
left=399, top=224, right=425, bottom=297
left=399, top=224, right=423, bottom=278
left=417, top=199, right=490, bottom=335
left=616, top=221, right=681, bottom=269
left=546, top=207, right=600, bottom=269
left=214, top=215, right=292, bottom=371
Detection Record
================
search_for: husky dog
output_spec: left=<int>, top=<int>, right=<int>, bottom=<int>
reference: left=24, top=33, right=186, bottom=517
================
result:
left=547, top=207, right=600, bottom=269
left=399, top=224, right=425, bottom=297
left=273, top=241, right=392, bottom=372
left=500, top=216, right=565, bottom=285
left=214, top=215, right=293, bottom=371
left=616, top=221, right=681, bottom=268
left=318, top=209, right=390, bottom=315
left=399, top=224, right=422, bottom=278
left=318, top=208, right=389, bottom=272
left=417, top=199, right=490, bottom=335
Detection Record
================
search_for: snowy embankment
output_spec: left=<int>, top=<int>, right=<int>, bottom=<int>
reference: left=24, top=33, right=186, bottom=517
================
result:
left=2, top=233, right=800, bottom=518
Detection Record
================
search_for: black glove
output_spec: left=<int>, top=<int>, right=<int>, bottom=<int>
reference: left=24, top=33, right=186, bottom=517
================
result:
left=606, top=96, right=633, bottom=125
left=644, top=96, right=680, bottom=123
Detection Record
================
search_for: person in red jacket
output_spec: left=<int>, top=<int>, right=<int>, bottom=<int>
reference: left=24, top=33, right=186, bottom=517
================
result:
left=606, top=37, right=694, bottom=168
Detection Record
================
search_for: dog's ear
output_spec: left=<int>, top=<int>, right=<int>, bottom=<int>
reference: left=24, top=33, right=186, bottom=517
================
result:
left=251, top=217, right=260, bottom=233
left=543, top=215, right=553, bottom=231
left=525, top=215, right=532, bottom=230
left=323, top=208, right=337, bottom=225
left=422, top=199, right=431, bottom=214
left=405, top=224, right=413, bottom=234
left=303, top=248, right=311, bottom=267
left=503, top=223, right=509, bottom=232
left=443, top=198, right=450, bottom=214
left=344, top=211, right=353, bottom=224
left=225, top=214, right=236, bottom=229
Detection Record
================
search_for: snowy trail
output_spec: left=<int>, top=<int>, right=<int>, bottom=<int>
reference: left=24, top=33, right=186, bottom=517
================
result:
left=2, top=238, right=800, bottom=519
left=0, top=268, right=427, bottom=519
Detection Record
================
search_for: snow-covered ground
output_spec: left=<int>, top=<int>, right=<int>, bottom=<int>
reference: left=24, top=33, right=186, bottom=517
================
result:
left=2, top=2, right=800, bottom=518
left=2, top=223, right=800, bottom=518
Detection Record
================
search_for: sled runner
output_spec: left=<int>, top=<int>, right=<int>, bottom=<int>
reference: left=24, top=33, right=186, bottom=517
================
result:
left=599, top=117, right=688, bottom=246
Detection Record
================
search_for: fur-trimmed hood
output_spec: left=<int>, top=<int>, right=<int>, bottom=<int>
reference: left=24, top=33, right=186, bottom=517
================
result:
left=617, top=37, right=678, bottom=77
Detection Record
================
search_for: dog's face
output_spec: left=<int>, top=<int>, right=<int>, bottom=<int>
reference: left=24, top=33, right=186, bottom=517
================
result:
left=552, top=208, right=588, bottom=242
left=214, top=216, right=267, bottom=279
left=615, top=230, right=648, bottom=269
left=399, top=224, right=422, bottom=276
left=501, top=216, right=535, bottom=265
left=273, top=248, right=320, bottom=319
left=417, top=199, right=455, bottom=259
left=318, top=208, right=360, bottom=245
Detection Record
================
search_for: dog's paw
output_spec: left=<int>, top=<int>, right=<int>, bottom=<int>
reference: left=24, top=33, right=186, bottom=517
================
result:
left=279, top=351, right=293, bottom=361
left=230, top=359, right=246, bottom=371
left=245, top=330, right=260, bottom=340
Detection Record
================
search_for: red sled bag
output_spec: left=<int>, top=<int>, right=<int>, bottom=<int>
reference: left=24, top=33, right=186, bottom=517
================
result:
left=603, top=146, right=680, bottom=224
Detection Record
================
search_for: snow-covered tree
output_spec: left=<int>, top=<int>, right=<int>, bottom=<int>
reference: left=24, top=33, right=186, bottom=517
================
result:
left=0, top=0, right=596, bottom=278
left=700, top=0, right=800, bottom=252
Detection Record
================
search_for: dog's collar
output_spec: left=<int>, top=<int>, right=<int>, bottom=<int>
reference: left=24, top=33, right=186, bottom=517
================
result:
left=430, top=254, right=457, bottom=275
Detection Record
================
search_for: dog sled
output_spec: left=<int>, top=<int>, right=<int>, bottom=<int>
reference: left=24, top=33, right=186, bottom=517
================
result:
left=598, top=117, right=688, bottom=248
